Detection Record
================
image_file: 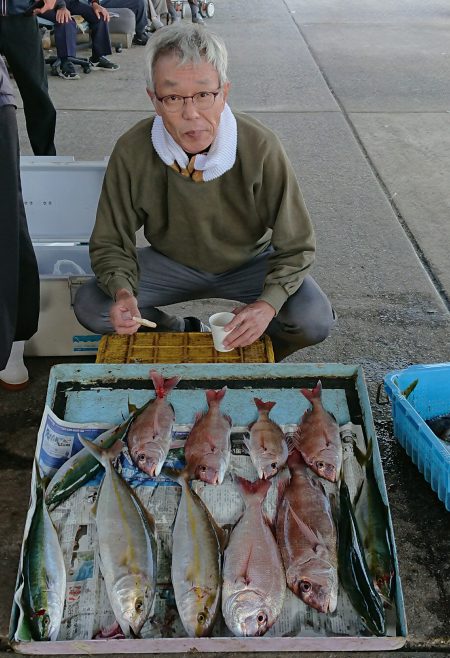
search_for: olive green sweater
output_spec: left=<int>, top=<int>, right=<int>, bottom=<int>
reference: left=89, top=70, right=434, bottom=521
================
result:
left=90, top=112, right=315, bottom=314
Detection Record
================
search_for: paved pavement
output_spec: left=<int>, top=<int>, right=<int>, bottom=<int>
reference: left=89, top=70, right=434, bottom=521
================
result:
left=2, top=0, right=449, bottom=656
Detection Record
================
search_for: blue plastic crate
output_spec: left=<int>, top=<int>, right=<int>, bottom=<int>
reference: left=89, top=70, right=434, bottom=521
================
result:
left=384, top=363, right=450, bottom=512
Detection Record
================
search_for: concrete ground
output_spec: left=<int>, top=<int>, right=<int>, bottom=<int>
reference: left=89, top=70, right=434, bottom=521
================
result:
left=2, top=0, right=450, bottom=655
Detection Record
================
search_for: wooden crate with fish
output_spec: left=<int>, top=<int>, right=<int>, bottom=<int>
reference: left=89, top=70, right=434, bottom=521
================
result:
left=9, top=363, right=407, bottom=653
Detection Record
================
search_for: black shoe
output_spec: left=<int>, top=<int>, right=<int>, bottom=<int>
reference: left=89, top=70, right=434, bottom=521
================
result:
left=59, top=60, right=80, bottom=80
left=183, top=316, right=211, bottom=332
left=89, top=56, right=120, bottom=71
left=132, top=32, right=148, bottom=46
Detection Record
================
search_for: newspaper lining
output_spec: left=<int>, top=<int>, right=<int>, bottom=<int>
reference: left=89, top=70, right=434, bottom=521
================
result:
left=13, top=405, right=397, bottom=642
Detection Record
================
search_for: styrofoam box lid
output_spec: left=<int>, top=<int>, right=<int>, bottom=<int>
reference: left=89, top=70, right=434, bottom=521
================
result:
left=20, top=156, right=108, bottom=242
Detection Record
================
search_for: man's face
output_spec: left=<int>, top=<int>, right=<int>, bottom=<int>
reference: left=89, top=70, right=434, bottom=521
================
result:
left=148, top=53, right=230, bottom=154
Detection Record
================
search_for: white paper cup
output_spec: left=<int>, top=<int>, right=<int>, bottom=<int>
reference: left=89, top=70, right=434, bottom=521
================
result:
left=209, top=312, right=235, bottom=352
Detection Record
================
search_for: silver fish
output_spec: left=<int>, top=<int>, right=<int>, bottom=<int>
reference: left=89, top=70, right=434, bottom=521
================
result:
left=245, top=398, right=288, bottom=479
left=184, top=387, right=232, bottom=485
left=294, top=380, right=342, bottom=482
left=127, top=369, right=180, bottom=477
left=222, top=477, right=286, bottom=636
left=80, top=437, right=157, bottom=637
left=166, top=469, right=223, bottom=637
left=22, top=463, right=66, bottom=641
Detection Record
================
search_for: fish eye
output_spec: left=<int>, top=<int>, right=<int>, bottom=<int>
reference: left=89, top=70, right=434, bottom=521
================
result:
left=135, top=598, right=143, bottom=612
left=200, top=465, right=207, bottom=472
left=300, top=580, right=312, bottom=593
left=377, top=577, right=385, bottom=587
left=197, top=612, right=206, bottom=624
left=316, top=461, right=325, bottom=470
left=257, top=611, right=267, bottom=625
left=138, top=453, right=146, bottom=463
left=270, top=462, right=277, bottom=470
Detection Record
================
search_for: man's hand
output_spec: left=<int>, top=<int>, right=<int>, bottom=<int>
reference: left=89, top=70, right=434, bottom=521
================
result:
left=221, top=301, right=276, bottom=350
left=34, top=0, right=57, bottom=14
left=110, top=289, right=141, bottom=334
left=91, top=1, right=110, bottom=21
left=56, top=7, right=72, bottom=22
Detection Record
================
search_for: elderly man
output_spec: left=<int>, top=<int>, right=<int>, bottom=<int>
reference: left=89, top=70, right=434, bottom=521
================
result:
left=74, top=24, right=335, bottom=361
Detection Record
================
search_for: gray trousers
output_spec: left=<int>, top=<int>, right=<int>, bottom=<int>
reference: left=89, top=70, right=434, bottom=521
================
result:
left=74, top=247, right=336, bottom=361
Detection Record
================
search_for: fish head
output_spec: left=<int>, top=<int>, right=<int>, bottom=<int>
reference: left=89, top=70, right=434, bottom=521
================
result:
left=289, top=562, right=338, bottom=614
left=194, top=463, right=220, bottom=485
left=130, top=442, right=165, bottom=477
left=314, top=459, right=337, bottom=482
left=374, top=568, right=394, bottom=607
left=31, top=589, right=64, bottom=640
left=179, top=587, right=219, bottom=637
left=225, top=590, right=272, bottom=637
left=112, top=575, right=152, bottom=636
left=261, top=458, right=282, bottom=480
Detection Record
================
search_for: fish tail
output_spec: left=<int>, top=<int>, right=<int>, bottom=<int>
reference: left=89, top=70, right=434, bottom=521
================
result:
left=161, top=465, right=187, bottom=485
left=235, top=475, right=271, bottom=505
left=150, top=370, right=181, bottom=398
left=78, top=434, right=119, bottom=467
left=300, top=379, right=322, bottom=403
left=253, top=397, right=276, bottom=413
left=287, top=446, right=305, bottom=469
left=206, top=386, right=227, bottom=405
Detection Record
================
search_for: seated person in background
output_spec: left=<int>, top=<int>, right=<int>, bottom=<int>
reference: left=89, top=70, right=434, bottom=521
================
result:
left=100, top=0, right=151, bottom=45
left=74, top=24, right=336, bottom=362
left=41, top=0, right=119, bottom=79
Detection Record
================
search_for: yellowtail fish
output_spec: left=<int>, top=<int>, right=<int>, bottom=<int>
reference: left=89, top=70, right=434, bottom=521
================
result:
left=22, top=463, right=66, bottom=640
left=80, top=437, right=157, bottom=637
left=165, top=468, right=223, bottom=637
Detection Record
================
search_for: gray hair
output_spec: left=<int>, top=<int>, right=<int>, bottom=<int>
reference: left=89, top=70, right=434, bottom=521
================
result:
left=144, top=24, right=228, bottom=92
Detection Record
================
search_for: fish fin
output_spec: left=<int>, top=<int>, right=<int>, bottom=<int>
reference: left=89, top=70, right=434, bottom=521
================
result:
left=235, top=476, right=271, bottom=505
left=79, top=435, right=109, bottom=467
left=128, top=399, right=138, bottom=414
left=161, top=466, right=185, bottom=484
left=204, top=507, right=229, bottom=552
left=253, top=398, right=276, bottom=413
left=242, top=431, right=251, bottom=449
left=150, top=370, right=181, bottom=398
left=206, top=386, right=227, bottom=404
left=300, top=380, right=322, bottom=403
left=287, top=502, right=325, bottom=552
left=353, top=438, right=373, bottom=469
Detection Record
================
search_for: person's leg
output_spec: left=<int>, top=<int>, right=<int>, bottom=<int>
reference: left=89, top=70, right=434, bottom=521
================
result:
left=73, top=247, right=212, bottom=334
left=66, top=0, right=113, bottom=60
left=40, top=9, right=78, bottom=59
left=103, top=0, right=147, bottom=38
left=0, top=16, right=56, bottom=155
left=0, top=105, right=39, bottom=383
left=188, top=0, right=204, bottom=24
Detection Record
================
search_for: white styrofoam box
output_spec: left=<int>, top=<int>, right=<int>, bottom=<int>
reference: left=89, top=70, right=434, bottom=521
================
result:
left=20, top=157, right=108, bottom=356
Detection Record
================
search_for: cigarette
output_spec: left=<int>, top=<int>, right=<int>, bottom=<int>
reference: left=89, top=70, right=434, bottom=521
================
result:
left=132, top=316, right=157, bottom=328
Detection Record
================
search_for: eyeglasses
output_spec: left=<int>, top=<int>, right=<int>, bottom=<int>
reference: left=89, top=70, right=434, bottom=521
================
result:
left=155, top=89, right=222, bottom=112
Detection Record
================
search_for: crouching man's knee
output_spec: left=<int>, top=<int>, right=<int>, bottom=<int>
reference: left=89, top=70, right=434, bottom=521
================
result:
left=73, top=279, right=114, bottom=335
